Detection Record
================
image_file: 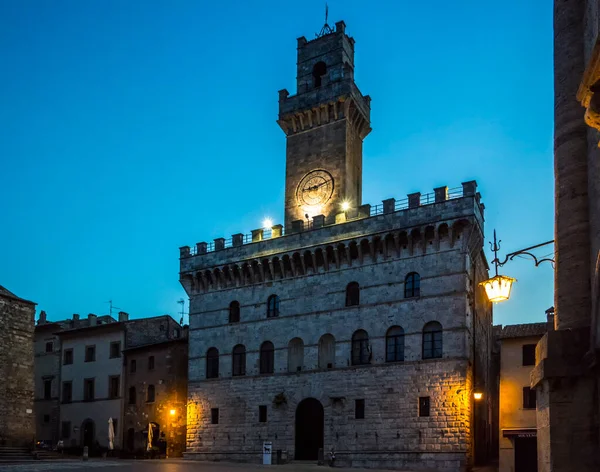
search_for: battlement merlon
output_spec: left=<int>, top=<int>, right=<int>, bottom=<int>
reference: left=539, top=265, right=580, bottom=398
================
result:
left=179, top=182, right=485, bottom=291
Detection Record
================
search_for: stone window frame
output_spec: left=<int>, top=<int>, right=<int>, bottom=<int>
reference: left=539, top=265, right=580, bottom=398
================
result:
left=419, top=396, right=430, bottom=417
left=522, top=387, right=536, bottom=409
left=45, top=341, right=53, bottom=353
left=422, top=321, right=443, bottom=359
left=109, top=341, right=121, bottom=359
left=62, top=381, right=72, bottom=404
left=229, top=301, right=240, bottom=323
left=206, top=347, right=219, bottom=379
left=404, top=272, right=421, bottom=298
left=259, top=405, right=267, bottom=423
left=232, top=344, right=246, bottom=376
left=288, top=337, right=305, bottom=372
left=43, top=378, right=52, bottom=400
left=386, top=326, right=405, bottom=362
left=522, top=344, right=536, bottom=366
left=148, top=355, right=155, bottom=371
left=259, top=341, right=275, bottom=374
left=84, top=345, right=96, bottom=363
left=351, top=329, right=371, bottom=365
left=83, top=377, right=95, bottom=402
left=345, top=282, right=360, bottom=307
left=211, top=408, right=219, bottom=425
left=128, top=386, right=136, bottom=405
left=108, top=375, right=120, bottom=399
left=63, top=348, right=73, bottom=365
left=266, top=294, right=280, bottom=318
left=146, top=384, right=156, bottom=403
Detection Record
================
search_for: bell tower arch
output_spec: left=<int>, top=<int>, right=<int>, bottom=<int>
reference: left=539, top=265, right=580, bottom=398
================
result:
left=277, top=21, right=371, bottom=227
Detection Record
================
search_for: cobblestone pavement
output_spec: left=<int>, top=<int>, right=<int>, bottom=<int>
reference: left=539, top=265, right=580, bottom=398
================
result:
left=0, top=459, right=414, bottom=472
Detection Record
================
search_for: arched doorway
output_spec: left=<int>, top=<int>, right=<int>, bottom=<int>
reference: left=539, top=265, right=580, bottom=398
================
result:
left=295, top=398, right=324, bottom=460
left=81, top=419, right=95, bottom=448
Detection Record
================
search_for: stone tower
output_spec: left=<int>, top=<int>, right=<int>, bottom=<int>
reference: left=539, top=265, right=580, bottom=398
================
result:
left=277, top=21, right=371, bottom=227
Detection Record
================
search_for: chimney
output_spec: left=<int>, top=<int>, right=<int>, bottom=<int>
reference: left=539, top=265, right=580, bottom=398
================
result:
left=118, top=311, right=129, bottom=322
left=88, top=313, right=97, bottom=327
left=545, top=306, right=555, bottom=331
left=38, top=310, right=47, bottom=325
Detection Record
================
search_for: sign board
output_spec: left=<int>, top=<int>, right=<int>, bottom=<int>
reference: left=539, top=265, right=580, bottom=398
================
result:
left=263, top=441, right=273, bottom=465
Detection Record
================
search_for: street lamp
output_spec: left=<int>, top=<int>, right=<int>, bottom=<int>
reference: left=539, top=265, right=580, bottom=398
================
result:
left=480, top=230, right=554, bottom=303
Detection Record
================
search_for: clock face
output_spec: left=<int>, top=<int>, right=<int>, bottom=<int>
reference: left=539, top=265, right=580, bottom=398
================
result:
left=296, top=170, right=334, bottom=207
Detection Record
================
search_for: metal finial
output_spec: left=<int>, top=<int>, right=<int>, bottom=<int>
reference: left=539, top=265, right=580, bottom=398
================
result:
left=316, top=2, right=334, bottom=37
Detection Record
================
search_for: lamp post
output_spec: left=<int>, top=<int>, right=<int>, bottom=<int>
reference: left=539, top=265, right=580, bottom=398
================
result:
left=480, top=230, right=554, bottom=303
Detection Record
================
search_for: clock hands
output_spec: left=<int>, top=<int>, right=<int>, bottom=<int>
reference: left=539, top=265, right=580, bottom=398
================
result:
left=303, top=179, right=332, bottom=193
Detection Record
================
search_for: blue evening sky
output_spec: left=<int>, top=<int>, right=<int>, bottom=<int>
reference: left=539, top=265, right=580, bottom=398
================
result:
left=0, top=0, right=554, bottom=326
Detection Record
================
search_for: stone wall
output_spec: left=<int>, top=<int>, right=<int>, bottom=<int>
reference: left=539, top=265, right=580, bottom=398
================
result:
left=187, top=359, right=472, bottom=471
left=0, top=290, right=35, bottom=447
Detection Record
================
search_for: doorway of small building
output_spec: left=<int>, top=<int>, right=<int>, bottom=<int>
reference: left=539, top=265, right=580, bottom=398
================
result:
left=126, top=428, right=135, bottom=452
left=295, top=398, right=324, bottom=460
left=514, top=436, right=537, bottom=472
left=81, top=419, right=95, bottom=449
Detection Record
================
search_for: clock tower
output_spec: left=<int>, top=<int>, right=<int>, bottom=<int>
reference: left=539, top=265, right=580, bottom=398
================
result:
left=277, top=21, right=371, bottom=227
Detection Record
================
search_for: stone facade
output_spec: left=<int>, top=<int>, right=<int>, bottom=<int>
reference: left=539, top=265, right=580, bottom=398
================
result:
left=530, top=1, right=600, bottom=471
left=122, top=336, right=188, bottom=457
left=180, top=22, right=493, bottom=472
left=0, top=286, right=36, bottom=447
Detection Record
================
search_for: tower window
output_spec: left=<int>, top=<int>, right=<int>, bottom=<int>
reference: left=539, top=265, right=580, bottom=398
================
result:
left=345, top=282, right=360, bottom=306
left=312, top=61, right=327, bottom=88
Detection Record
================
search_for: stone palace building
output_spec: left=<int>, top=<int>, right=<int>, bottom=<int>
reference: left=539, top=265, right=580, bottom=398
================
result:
left=180, top=21, right=493, bottom=471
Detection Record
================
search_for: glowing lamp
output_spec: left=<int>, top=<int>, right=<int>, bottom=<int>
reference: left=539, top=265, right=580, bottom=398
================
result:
left=473, top=391, right=483, bottom=401
left=169, top=409, right=176, bottom=416
left=341, top=201, right=350, bottom=211
left=263, top=218, right=273, bottom=229
left=480, top=274, right=516, bottom=303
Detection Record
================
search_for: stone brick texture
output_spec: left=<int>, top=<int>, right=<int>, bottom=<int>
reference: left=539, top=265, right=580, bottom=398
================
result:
left=182, top=194, right=492, bottom=471
left=0, top=292, right=36, bottom=446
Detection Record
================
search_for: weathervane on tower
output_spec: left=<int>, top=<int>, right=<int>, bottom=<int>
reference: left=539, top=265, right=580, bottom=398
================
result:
left=316, top=3, right=334, bottom=37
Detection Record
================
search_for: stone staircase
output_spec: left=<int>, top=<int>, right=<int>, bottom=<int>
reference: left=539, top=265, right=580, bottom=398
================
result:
left=0, top=446, right=35, bottom=463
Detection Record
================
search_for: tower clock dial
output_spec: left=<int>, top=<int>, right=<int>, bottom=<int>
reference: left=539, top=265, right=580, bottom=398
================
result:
left=296, top=170, right=334, bottom=207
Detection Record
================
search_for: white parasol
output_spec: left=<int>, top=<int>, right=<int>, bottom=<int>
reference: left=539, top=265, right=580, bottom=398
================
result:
left=108, top=417, right=115, bottom=451
left=147, top=423, right=153, bottom=452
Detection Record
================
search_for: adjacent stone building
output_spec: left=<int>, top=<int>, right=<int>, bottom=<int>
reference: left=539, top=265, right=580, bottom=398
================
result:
left=530, top=1, right=600, bottom=471
left=0, top=285, right=36, bottom=447
left=180, top=21, right=494, bottom=471
left=499, top=320, right=548, bottom=472
left=122, top=333, right=188, bottom=457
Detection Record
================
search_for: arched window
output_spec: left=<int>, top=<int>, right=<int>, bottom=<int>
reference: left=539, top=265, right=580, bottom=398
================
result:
left=260, top=341, right=275, bottom=374
left=351, top=330, right=370, bottom=365
left=423, top=321, right=443, bottom=359
left=146, top=384, right=155, bottom=403
left=206, top=347, right=219, bottom=379
left=345, top=282, right=360, bottom=306
left=128, top=386, right=136, bottom=405
left=318, top=334, right=335, bottom=369
left=288, top=338, right=304, bottom=372
left=386, top=326, right=405, bottom=362
left=267, top=295, right=280, bottom=318
left=232, top=344, right=246, bottom=376
left=312, top=61, right=327, bottom=88
left=229, top=301, right=240, bottom=323
left=405, top=272, right=421, bottom=298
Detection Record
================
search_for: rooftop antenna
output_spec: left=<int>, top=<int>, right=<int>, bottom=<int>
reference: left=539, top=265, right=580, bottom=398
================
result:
left=177, top=298, right=187, bottom=325
left=316, top=3, right=334, bottom=38
left=105, top=300, right=122, bottom=318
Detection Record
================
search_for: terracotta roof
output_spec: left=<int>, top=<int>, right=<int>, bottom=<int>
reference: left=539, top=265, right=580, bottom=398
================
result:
left=500, top=322, right=547, bottom=339
left=0, top=285, right=36, bottom=305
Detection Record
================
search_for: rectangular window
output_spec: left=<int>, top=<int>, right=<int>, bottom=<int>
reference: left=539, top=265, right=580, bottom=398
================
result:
left=44, top=379, right=52, bottom=400
left=43, top=414, right=50, bottom=423
left=522, top=344, right=536, bottom=366
left=45, top=341, right=53, bottom=353
left=130, top=359, right=137, bottom=373
left=419, top=396, right=430, bottom=417
left=84, top=378, right=95, bottom=401
left=61, top=421, right=71, bottom=439
left=62, top=381, right=72, bottom=403
left=523, top=387, right=536, bottom=409
left=259, top=405, right=267, bottom=423
left=148, top=356, right=155, bottom=371
left=109, top=375, right=120, bottom=399
left=355, top=399, right=365, bottom=419
left=211, top=408, right=219, bottom=425
left=85, top=345, right=96, bottom=362
left=63, top=349, right=73, bottom=365
left=110, top=341, right=121, bottom=359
